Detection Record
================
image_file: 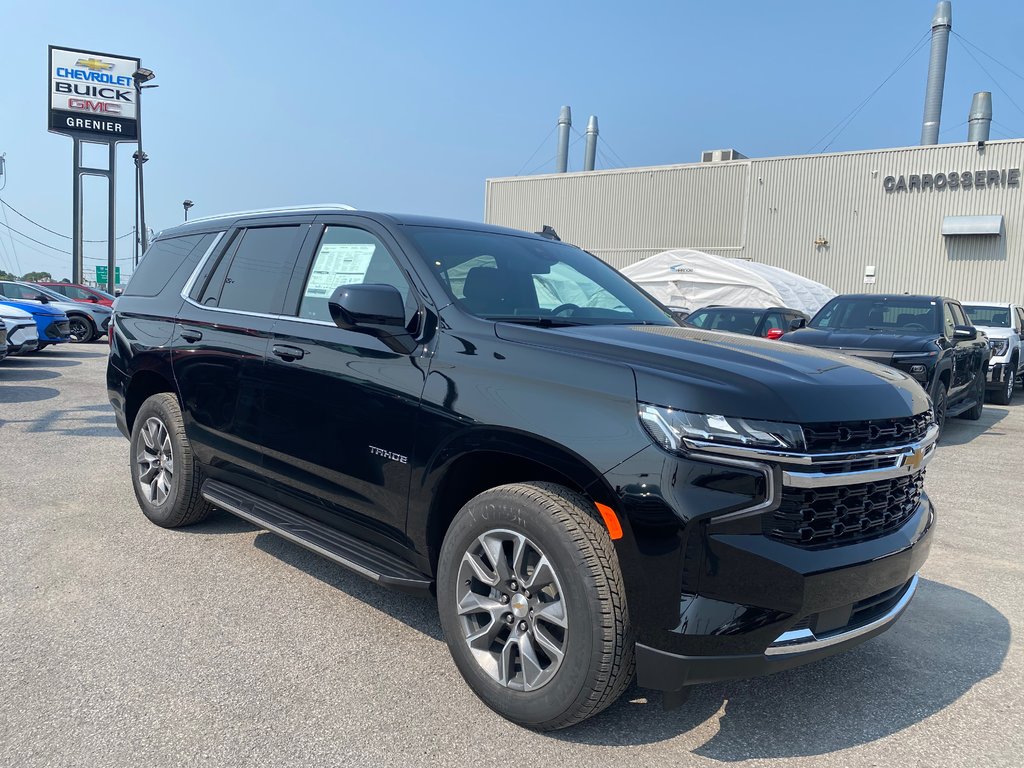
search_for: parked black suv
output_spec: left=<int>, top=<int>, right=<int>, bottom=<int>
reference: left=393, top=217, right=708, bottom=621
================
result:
left=783, top=294, right=989, bottom=432
left=108, top=208, right=936, bottom=729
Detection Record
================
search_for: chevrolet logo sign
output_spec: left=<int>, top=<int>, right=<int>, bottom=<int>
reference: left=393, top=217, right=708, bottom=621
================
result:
left=903, top=447, right=927, bottom=470
left=76, top=58, right=114, bottom=71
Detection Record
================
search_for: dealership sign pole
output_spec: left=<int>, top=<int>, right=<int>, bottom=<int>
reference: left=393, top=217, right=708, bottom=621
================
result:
left=48, top=46, right=140, bottom=293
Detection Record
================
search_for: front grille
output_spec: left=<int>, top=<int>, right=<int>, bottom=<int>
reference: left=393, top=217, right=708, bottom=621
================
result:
left=47, top=320, right=71, bottom=339
left=802, top=412, right=932, bottom=453
left=765, top=472, right=925, bottom=547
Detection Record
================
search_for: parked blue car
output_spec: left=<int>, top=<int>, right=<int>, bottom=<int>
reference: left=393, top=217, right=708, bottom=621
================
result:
left=0, top=300, right=71, bottom=351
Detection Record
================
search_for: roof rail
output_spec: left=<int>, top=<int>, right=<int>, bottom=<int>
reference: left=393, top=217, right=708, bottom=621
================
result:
left=183, top=203, right=356, bottom=225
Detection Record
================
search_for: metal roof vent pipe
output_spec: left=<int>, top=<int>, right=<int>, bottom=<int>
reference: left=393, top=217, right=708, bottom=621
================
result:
left=920, top=0, right=952, bottom=145
left=968, top=91, right=992, bottom=143
left=556, top=106, right=572, bottom=173
left=583, top=116, right=599, bottom=171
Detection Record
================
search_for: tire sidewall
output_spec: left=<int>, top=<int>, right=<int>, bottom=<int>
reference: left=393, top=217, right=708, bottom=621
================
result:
left=437, top=490, right=605, bottom=727
left=130, top=395, right=186, bottom=525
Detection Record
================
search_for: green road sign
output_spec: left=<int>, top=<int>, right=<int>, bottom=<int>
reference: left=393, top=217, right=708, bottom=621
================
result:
left=95, top=266, right=121, bottom=284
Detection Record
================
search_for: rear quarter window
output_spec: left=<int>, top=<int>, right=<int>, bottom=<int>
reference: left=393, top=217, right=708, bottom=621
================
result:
left=124, top=233, right=220, bottom=298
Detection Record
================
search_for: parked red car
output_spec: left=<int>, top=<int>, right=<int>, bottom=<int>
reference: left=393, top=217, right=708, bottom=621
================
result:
left=36, top=282, right=115, bottom=307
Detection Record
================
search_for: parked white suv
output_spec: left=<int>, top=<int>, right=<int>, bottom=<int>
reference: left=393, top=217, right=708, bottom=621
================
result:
left=963, top=302, right=1024, bottom=405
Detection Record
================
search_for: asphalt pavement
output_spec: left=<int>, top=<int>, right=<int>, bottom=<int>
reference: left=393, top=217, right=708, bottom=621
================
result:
left=0, top=347, right=1021, bottom=767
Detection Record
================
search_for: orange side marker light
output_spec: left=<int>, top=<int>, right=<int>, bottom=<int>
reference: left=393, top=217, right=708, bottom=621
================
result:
left=594, top=503, right=624, bottom=540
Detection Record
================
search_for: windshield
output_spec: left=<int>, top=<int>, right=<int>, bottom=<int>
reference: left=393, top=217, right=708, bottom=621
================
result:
left=963, top=305, right=1011, bottom=328
left=810, top=297, right=940, bottom=334
left=407, top=227, right=674, bottom=326
left=686, top=308, right=764, bottom=333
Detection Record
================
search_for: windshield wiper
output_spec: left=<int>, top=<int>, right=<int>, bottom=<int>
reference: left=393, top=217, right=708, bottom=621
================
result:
left=489, top=316, right=587, bottom=327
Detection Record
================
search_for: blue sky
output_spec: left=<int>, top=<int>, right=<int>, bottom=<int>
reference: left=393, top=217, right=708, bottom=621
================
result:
left=1, top=0, right=1022, bottom=280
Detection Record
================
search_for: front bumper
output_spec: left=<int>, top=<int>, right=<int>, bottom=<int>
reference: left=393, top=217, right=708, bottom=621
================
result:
left=635, top=499, right=932, bottom=690
left=986, top=360, right=1015, bottom=389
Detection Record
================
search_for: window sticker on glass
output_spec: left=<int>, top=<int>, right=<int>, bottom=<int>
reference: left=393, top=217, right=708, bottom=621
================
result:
left=304, top=243, right=377, bottom=298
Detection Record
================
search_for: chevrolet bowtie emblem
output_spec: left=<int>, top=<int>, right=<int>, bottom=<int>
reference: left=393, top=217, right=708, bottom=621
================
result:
left=76, top=57, right=114, bottom=71
left=903, top=447, right=926, bottom=470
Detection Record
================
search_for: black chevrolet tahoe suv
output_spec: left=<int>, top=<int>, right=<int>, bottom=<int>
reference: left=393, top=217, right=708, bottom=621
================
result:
left=108, top=207, right=936, bottom=730
left=783, top=294, right=990, bottom=433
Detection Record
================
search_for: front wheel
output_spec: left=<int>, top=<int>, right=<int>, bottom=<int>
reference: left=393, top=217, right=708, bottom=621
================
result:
left=964, top=371, right=985, bottom=420
left=991, top=362, right=1015, bottom=405
left=932, top=381, right=948, bottom=436
left=67, top=315, right=95, bottom=343
left=437, top=482, right=634, bottom=730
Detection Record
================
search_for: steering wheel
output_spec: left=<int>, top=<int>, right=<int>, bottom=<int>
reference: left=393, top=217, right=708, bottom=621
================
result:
left=902, top=323, right=927, bottom=330
left=551, top=303, right=580, bottom=316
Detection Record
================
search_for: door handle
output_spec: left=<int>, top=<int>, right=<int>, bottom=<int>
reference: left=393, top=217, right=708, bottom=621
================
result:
left=180, top=329, right=203, bottom=343
left=272, top=344, right=306, bottom=361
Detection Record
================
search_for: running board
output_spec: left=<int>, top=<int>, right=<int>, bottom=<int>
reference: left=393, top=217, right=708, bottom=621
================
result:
left=201, top=479, right=433, bottom=595
left=946, top=397, right=980, bottom=418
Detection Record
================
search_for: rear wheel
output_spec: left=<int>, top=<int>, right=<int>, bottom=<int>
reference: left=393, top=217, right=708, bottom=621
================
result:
left=964, top=370, right=985, bottom=419
left=437, top=482, right=634, bottom=730
left=130, top=392, right=213, bottom=528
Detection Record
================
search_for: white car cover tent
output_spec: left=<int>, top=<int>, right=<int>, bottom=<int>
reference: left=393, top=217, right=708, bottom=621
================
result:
left=621, top=249, right=836, bottom=317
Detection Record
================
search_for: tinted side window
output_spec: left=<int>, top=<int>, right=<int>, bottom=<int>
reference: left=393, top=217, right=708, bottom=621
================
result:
left=45, top=285, right=70, bottom=297
left=762, top=312, right=785, bottom=334
left=942, top=304, right=956, bottom=337
left=1016, top=307, right=1024, bottom=332
left=298, top=226, right=413, bottom=323
left=214, top=226, right=302, bottom=314
left=64, top=286, right=93, bottom=300
left=125, top=235, right=209, bottom=297
left=3, top=283, right=40, bottom=300
left=950, top=303, right=969, bottom=327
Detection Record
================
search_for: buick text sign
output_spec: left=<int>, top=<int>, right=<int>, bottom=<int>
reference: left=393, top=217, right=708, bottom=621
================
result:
left=883, top=168, right=1020, bottom=193
left=48, top=46, right=140, bottom=141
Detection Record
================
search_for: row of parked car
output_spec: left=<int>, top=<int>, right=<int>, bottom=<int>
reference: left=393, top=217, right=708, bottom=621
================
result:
left=681, top=295, right=1023, bottom=431
left=0, top=280, right=114, bottom=361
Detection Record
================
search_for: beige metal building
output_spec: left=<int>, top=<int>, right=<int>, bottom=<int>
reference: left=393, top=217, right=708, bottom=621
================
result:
left=484, top=139, right=1024, bottom=300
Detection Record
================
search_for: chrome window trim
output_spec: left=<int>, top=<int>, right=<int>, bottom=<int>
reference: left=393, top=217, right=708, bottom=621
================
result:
left=765, top=573, right=919, bottom=657
left=178, top=231, right=227, bottom=300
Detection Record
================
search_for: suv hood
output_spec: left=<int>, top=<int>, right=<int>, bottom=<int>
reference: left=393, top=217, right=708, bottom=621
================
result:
left=972, top=324, right=1009, bottom=339
left=781, top=328, right=938, bottom=352
left=494, top=323, right=929, bottom=423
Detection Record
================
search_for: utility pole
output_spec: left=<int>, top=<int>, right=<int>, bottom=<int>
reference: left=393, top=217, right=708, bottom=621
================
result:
left=132, top=67, right=156, bottom=255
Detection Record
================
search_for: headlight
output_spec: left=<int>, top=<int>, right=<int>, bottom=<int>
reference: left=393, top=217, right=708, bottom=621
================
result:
left=639, top=403, right=805, bottom=453
left=989, top=338, right=1009, bottom=356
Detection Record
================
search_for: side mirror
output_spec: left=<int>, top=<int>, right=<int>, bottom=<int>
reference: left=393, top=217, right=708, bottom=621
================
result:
left=766, top=328, right=785, bottom=340
left=953, top=324, right=977, bottom=340
left=789, top=317, right=807, bottom=331
left=328, top=283, right=418, bottom=353
left=35, top=293, right=50, bottom=304
left=114, top=289, right=123, bottom=297
left=88, top=295, right=99, bottom=302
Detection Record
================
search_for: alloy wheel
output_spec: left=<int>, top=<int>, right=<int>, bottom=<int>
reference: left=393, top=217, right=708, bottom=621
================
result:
left=136, top=417, right=174, bottom=506
left=1005, top=371, right=1014, bottom=403
left=455, top=529, right=568, bottom=692
left=68, top=317, right=90, bottom=343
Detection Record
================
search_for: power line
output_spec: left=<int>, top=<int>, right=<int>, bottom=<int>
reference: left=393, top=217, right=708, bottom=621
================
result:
left=0, top=199, right=22, bottom=275
left=0, top=198, right=133, bottom=241
left=953, top=34, right=1024, bottom=122
left=515, top=124, right=558, bottom=176
left=993, top=119, right=1022, bottom=138
left=952, top=32, right=1024, bottom=83
left=0, top=219, right=70, bottom=254
left=810, top=30, right=931, bottom=153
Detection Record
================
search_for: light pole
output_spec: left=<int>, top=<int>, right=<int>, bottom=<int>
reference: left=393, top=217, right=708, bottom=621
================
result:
left=183, top=199, right=194, bottom=221
left=133, top=67, right=156, bottom=255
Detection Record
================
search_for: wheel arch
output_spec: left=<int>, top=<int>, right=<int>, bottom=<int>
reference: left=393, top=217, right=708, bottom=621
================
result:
left=415, top=429, right=621, bottom=573
left=124, top=368, right=177, bottom=433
